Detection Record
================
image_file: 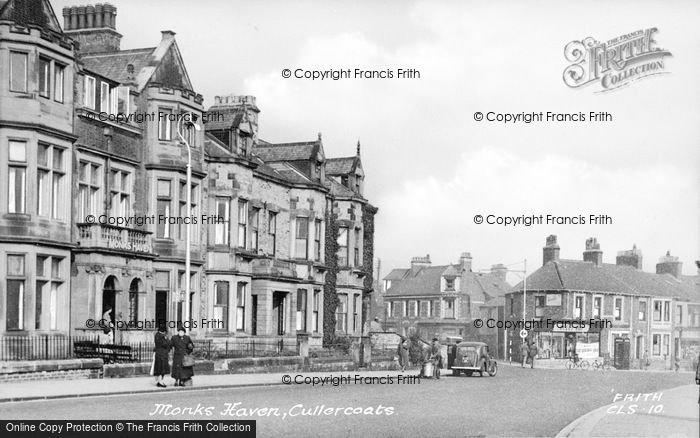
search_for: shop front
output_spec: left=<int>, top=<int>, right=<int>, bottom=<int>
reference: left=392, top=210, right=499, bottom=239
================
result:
left=532, top=321, right=603, bottom=360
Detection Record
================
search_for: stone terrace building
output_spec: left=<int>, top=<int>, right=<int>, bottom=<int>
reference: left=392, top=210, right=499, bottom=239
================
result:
left=0, top=1, right=377, bottom=349
left=0, top=0, right=76, bottom=334
left=204, top=96, right=375, bottom=346
left=506, top=235, right=700, bottom=370
left=383, top=253, right=510, bottom=355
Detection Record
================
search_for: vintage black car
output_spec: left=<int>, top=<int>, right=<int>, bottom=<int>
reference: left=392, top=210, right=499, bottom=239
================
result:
left=449, top=341, right=497, bottom=377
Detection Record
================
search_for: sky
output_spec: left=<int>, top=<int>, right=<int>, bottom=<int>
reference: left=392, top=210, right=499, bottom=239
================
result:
left=53, top=0, right=700, bottom=280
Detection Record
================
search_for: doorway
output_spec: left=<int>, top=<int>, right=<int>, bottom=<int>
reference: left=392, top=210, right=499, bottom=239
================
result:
left=155, top=290, right=168, bottom=328
left=102, top=276, right=118, bottom=327
left=272, top=292, right=286, bottom=336
left=636, top=335, right=644, bottom=360
left=251, top=295, right=258, bottom=336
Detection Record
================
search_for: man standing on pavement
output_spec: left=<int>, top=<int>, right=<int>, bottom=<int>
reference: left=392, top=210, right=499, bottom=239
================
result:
left=520, top=342, right=529, bottom=368
left=431, top=338, right=442, bottom=379
left=529, top=341, right=538, bottom=369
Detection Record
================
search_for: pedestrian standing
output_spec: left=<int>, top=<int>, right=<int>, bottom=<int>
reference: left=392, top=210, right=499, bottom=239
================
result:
left=520, top=342, right=529, bottom=368
left=431, top=338, right=442, bottom=379
left=152, top=324, right=170, bottom=387
left=694, top=352, right=699, bottom=404
left=529, top=341, right=538, bottom=369
left=643, top=349, right=650, bottom=370
left=171, top=325, right=195, bottom=387
left=397, top=336, right=409, bottom=372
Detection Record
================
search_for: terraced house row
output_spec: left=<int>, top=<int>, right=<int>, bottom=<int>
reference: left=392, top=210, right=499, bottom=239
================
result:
left=0, top=0, right=377, bottom=347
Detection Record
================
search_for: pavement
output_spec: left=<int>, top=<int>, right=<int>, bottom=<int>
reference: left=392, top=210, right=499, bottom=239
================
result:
left=0, top=370, right=409, bottom=403
left=557, top=384, right=700, bottom=438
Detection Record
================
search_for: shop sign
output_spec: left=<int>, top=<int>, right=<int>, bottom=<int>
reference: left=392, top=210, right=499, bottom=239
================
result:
left=546, top=294, right=562, bottom=306
left=577, top=342, right=599, bottom=359
left=108, top=239, right=152, bottom=254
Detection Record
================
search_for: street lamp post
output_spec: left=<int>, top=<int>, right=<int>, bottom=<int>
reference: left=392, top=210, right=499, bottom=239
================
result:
left=177, top=112, right=200, bottom=329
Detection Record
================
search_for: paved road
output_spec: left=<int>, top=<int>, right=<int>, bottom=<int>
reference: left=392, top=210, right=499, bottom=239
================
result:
left=1, top=366, right=692, bottom=437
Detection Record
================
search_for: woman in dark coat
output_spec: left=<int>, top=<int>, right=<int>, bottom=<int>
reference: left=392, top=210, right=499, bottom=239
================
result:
left=397, top=336, right=410, bottom=372
left=170, top=326, right=194, bottom=386
left=152, top=325, right=170, bottom=387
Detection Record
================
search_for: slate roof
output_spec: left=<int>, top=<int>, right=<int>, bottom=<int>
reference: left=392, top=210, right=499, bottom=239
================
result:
left=325, top=157, right=356, bottom=175
left=0, top=0, right=62, bottom=34
left=384, top=265, right=510, bottom=298
left=385, top=269, right=410, bottom=281
left=203, top=110, right=244, bottom=131
left=325, top=177, right=356, bottom=198
left=254, top=141, right=320, bottom=162
left=511, top=259, right=700, bottom=301
left=81, top=48, right=155, bottom=84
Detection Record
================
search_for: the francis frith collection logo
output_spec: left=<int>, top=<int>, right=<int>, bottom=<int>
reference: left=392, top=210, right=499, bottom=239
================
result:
left=563, top=28, right=672, bottom=92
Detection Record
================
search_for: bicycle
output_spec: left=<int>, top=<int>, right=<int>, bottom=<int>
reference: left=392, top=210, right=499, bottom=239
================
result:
left=565, top=355, right=590, bottom=370
left=590, top=356, right=612, bottom=371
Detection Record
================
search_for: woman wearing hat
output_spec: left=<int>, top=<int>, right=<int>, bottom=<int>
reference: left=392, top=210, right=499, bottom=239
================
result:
left=170, top=325, right=195, bottom=387
left=151, top=324, right=170, bottom=387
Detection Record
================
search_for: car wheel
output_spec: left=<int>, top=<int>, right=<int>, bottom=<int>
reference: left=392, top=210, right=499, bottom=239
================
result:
left=453, top=369, right=460, bottom=376
left=488, top=363, right=497, bottom=377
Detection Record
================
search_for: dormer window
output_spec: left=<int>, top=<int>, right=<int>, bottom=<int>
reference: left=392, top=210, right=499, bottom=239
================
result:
left=445, top=278, right=455, bottom=291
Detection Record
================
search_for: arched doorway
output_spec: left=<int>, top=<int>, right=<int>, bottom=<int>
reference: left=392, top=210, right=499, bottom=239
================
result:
left=102, top=276, right=119, bottom=328
left=128, top=278, right=143, bottom=325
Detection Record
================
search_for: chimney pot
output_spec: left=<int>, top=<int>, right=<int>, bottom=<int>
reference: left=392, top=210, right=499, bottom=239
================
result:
left=62, top=7, right=71, bottom=30
left=77, top=6, right=86, bottom=30
left=86, top=5, right=95, bottom=28
left=161, top=30, right=177, bottom=40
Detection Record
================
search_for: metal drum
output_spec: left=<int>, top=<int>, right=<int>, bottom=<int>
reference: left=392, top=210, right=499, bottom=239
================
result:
left=421, top=360, right=434, bottom=377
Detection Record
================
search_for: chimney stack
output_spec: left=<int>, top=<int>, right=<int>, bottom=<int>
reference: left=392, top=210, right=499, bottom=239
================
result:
left=410, top=254, right=432, bottom=270
left=616, top=244, right=643, bottom=269
left=543, top=235, right=560, bottom=265
left=64, top=3, right=122, bottom=54
left=583, top=237, right=603, bottom=266
left=656, top=251, right=682, bottom=278
left=459, top=252, right=472, bottom=272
